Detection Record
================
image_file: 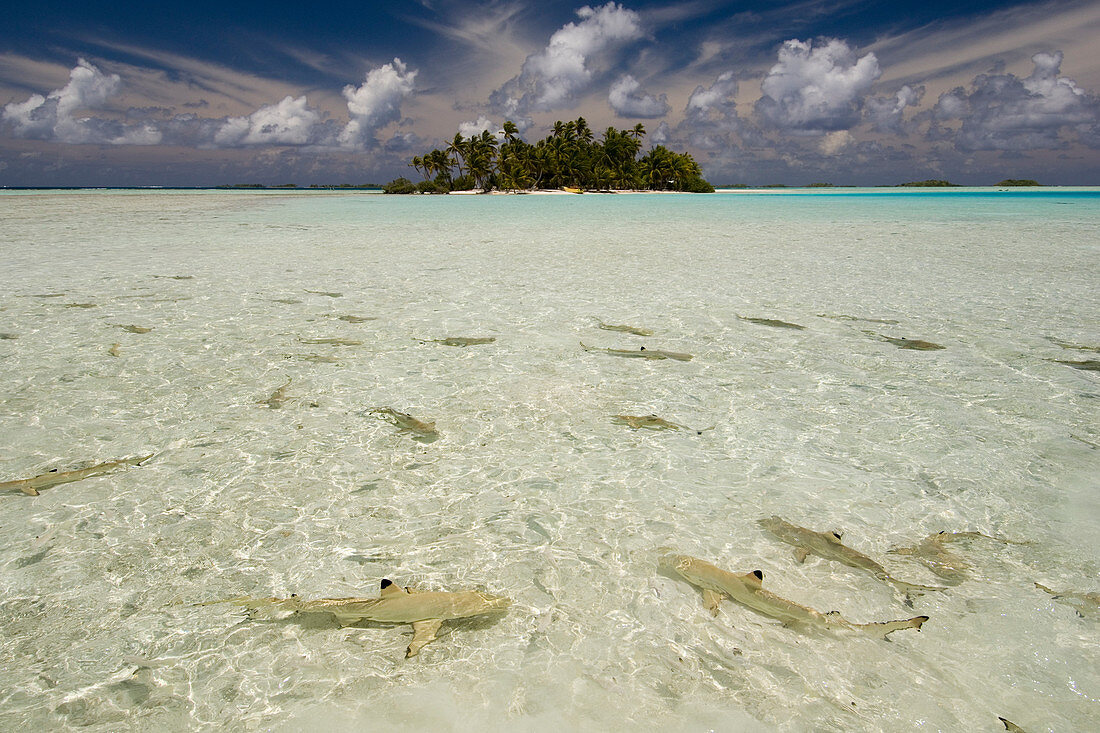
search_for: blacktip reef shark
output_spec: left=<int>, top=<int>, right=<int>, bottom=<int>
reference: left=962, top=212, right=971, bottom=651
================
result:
left=1051, top=359, right=1100, bottom=372
left=739, top=316, right=807, bottom=330
left=999, top=718, right=1028, bottom=733
left=611, top=414, right=713, bottom=434
left=580, top=342, right=693, bottom=361
left=367, top=407, right=441, bottom=442
left=1034, top=582, right=1100, bottom=619
left=863, top=331, right=945, bottom=350
left=257, top=378, right=293, bottom=409
left=115, top=324, right=153, bottom=334
left=1, top=454, right=154, bottom=496
left=758, top=516, right=944, bottom=598
left=596, top=321, right=654, bottom=336
left=888, top=531, right=1030, bottom=586
left=419, top=337, right=496, bottom=347
left=298, top=337, right=363, bottom=346
left=200, top=579, right=510, bottom=657
left=1045, top=336, right=1100, bottom=353
left=659, top=553, right=928, bottom=639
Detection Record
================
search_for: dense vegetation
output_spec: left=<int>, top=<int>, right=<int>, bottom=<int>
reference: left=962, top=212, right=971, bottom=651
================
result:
left=996, top=179, right=1040, bottom=186
left=393, top=118, right=714, bottom=194
left=898, top=179, right=959, bottom=187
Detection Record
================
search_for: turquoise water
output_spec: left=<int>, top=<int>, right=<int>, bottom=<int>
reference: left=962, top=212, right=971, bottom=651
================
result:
left=0, top=189, right=1098, bottom=731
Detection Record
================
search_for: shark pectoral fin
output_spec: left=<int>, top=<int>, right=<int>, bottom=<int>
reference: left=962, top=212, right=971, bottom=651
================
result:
left=407, top=619, right=443, bottom=658
left=702, top=589, right=724, bottom=616
left=22, top=486, right=40, bottom=496
left=793, top=547, right=810, bottom=563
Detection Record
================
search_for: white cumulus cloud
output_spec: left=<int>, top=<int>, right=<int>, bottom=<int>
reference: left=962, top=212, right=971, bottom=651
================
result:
left=1, top=58, right=162, bottom=145
left=338, top=58, right=418, bottom=148
left=685, top=72, right=739, bottom=123
left=819, top=130, right=853, bottom=155
left=214, top=95, right=323, bottom=147
left=458, top=116, right=499, bottom=139
left=608, top=75, right=668, bottom=118
left=933, top=51, right=1100, bottom=151
left=865, top=85, right=923, bottom=133
left=755, top=39, right=881, bottom=133
left=491, top=2, right=643, bottom=117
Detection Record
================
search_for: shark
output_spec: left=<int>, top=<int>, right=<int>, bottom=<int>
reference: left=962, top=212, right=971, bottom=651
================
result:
left=258, top=378, right=293, bottom=409
left=816, top=314, right=900, bottom=325
left=368, top=407, right=440, bottom=442
left=758, top=516, right=944, bottom=597
left=580, top=342, right=693, bottom=361
left=659, top=553, right=928, bottom=639
left=1035, top=582, right=1100, bottom=619
left=999, top=718, right=1027, bottom=733
left=298, top=338, right=363, bottom=346
left=200, top=579, right=510, bottom=657
left=1045, top=337, right=1100, bottom=353
left=596, top=321, right=654, bottom=336
left=1052, top=359, right=1100, bottom=372
left=864, top=331, right=945, bottom=350
left=108, top=343, right=122, bottom=357
left=1, top=454, right=154, bottom=496
left=421, top=337, right=496, bottom=347
left=739, top=316, right=806, bottom=330
left=611, top=414, right=712, bottom=434
left=888, top=531, right=1029, bottom=586
left=116, top=324, right=153, bottom=334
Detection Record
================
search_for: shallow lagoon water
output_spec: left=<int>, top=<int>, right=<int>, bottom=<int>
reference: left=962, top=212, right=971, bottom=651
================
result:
left=0, top=188, right=1098, bottom=731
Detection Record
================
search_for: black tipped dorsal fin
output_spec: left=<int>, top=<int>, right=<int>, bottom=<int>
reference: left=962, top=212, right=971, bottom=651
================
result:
left=380, top=578, right=403, bottom=598
left=742, top=569, right=764, bottom=587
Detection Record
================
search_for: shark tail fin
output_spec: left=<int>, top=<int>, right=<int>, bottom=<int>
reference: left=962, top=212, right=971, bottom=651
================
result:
left=855, top=615, right=928, bottom=639
left=194, top=596, right=302, bottom=612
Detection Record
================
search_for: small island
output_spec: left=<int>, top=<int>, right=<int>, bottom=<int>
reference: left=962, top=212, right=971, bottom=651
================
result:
left=897, top=179, right=959, bottom=187
left=996, top=179, right=1040, bottom=186
left=387, top=117, right=714, bottom=194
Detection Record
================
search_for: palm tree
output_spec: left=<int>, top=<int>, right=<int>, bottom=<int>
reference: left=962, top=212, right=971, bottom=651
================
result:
left=446, top=133, right=468, bottom=179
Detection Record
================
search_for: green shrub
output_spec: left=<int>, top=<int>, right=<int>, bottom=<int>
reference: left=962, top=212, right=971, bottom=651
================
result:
left=382, top=177, right=417, bottom=194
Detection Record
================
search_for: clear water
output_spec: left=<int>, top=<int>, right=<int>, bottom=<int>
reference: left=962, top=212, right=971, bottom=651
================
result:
left=0, top=189, right=1098, bottom=731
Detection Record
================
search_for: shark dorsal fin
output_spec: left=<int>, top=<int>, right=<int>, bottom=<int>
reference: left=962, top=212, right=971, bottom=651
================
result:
left=832, top=531, right=843, bottom=540
left=741, top=569, right=763, bottom=587
left=380, top=578, right=404, bottom=598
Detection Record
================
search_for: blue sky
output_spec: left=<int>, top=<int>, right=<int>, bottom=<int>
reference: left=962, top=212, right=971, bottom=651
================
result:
left=2, top=0, right=1099, bottom=185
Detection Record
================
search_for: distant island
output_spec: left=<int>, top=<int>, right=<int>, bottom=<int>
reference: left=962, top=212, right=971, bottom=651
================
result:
left=897, top=180, right=959, bottom=187
left=712, top=179, right=1043, bottom=189
left=216, top=183, right=384, bottom=190
left=208, top=176, right=1047, bottom=192
left=387, top=117, right=714, bottom=194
